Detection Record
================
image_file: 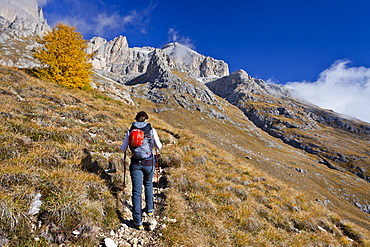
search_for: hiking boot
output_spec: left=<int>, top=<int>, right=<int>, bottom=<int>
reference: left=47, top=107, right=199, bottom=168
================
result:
left=136, top=224, right=144, bottom=230
left=147, top=210, right=154, bottom=216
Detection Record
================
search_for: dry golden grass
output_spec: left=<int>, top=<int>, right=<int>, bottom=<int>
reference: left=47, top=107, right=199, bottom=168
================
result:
left=160, top=133, right=369, bottom=246
left=134, top=71, right=370, bottom=246
left=0, top=65, right=369, bottom=246
left=0, top=66, right=134, bottom=245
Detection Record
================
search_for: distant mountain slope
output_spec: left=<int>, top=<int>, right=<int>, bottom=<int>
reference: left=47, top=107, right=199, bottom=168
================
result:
left=206, top=69, right=370, bottom=183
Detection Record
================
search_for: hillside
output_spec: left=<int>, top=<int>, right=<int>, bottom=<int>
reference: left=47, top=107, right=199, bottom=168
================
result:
left=207, top=69, right=370, bottom=183
left=1, top=66, right=369, bottom=246
left=1, top=1, right=370, bottom=245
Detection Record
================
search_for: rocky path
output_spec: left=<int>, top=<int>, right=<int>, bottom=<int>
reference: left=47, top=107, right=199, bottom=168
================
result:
left=100, top=168, right=168, bottom=247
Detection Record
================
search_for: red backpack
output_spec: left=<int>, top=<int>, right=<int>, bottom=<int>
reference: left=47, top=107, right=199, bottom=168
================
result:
left=128, top=123, right=153, bottom=159
left=128, top=129, right=145, bottom=147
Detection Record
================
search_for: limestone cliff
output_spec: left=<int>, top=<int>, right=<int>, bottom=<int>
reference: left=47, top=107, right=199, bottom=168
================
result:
left=86, top=36, right=154, bottom=81
left=0, top=0, right=50, bottom=39
left=0, top=0, right=50, bottom=68
left=162, top=42, right=229, bottom=80
left=126, top=48, right=227, bottom=120
left=87, top=39, right=229, bottom=82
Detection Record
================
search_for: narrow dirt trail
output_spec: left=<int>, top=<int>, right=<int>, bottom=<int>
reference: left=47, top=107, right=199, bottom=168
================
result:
left=100, top=165, right=168, bottom=247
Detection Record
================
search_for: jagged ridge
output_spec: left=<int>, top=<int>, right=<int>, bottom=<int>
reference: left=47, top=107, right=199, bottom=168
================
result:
left=206, top=69, right=370, bottom=183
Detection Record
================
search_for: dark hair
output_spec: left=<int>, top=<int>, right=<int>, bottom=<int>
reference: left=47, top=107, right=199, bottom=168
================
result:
left=135, top=111, right=149, bottom=122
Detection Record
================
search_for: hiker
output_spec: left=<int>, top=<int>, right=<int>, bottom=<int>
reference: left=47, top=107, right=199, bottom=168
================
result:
left=120, top=111, right=162, bottom=230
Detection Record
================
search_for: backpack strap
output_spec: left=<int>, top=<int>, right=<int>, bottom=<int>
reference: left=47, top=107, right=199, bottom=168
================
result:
left=129, top=123, right=152, bottom=134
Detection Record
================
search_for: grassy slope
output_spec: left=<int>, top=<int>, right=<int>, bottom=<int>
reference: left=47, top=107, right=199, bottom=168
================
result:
left=130, top=80, right=370, bottom=245
left=146, top=109, right=370, bottom=247
left=0, top=66, right=369, bottom=246
left=144, top=71, right=370, bottom=231
left=0, top=66, right=151, bottom=245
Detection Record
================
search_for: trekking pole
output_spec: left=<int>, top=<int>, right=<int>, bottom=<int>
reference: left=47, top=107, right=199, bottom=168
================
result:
left=155, top=149, right=159, bottom=195
left=123, top=150, right=127, bottom=194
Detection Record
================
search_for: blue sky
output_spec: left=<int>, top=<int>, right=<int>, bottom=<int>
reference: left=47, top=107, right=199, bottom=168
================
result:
left=38, top=0, right=370, bottom=123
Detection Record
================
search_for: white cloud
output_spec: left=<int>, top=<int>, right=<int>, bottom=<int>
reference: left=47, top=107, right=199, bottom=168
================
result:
left=52, top=15, right=90, bottom=33
left=167, top=28, right=178, bottom=41
left=121, top=3, right=157, bottom=35
left=167, top=28, right=196, bottom=49
left=46, top=0, right=156, bottom=38
left=286, top=60, right=370, bottom=123
left=93, top=12, right=122, bottom=36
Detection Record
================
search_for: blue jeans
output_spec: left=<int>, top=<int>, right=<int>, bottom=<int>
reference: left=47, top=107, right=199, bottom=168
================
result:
left=130, top=159, right=155, bottom=226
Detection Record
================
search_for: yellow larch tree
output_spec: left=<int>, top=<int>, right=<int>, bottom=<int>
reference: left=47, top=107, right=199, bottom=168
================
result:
left=34, top=23, right=93, bottom=90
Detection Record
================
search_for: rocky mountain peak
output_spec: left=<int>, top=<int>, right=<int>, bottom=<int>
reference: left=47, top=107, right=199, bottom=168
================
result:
left=234, top=69, right=249, bottom=77
left=125, top=48, right=224, bottom=118
left=206, top=69, right=294, bottom=102
left=0, top=0, right=40, bottom=22
left=128, top=48, right=177, bottom=86
left=0, top=0, right=51, bottom=68
left=86, top=38, right=229, bottom=83
left=162, top=42, right=229, bottom=80
left=87, top=36, right=154, bottom=80
left=87, top=35, right=129, bottom=71
left=87, top=35, right=129, bottom=58
left=205, top=69, right=256, bottom=104
left=162, top=41, right=188, bottom=50
left=212, top=69, right=253, bottom=85
left=0, top=0, right=50, bottom=38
